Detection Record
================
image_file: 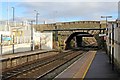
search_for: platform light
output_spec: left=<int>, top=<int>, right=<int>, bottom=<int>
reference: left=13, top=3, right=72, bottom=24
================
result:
left=11, top=7, right=15, bottom=22
left=34, top=10, right=39, bottom=25
left=101, top=16, right=112, bottom=35
left=28, top=20, right=35, bottom=51
left=101, top=16, right=112, bottom=18
left=101, top=16, right=112, bottom=27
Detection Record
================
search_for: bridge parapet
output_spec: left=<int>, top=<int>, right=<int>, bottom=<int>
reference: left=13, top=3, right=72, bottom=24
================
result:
left=34, top=21, right=107, bottom=32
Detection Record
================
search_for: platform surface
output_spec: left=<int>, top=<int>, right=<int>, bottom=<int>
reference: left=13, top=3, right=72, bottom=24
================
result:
left=55, top=50, right=120, bottom=79
left=55, top=51, right=96, bottom=78
left=0, top=49, right=55, bottom=60
left=85, top=50, right=120, bottom=79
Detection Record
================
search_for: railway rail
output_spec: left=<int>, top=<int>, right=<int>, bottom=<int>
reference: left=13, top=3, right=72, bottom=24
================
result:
left=1, top=50, right=89, bottom=80
left=1, top=50, right=79, bottom=79
left=1, top=50, right=58, bottom=73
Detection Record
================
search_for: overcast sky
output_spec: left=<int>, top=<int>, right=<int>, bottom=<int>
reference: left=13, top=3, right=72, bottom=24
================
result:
left=1, top=0, right=120, bottom=24
left=1, top=0, right=120, bottom=2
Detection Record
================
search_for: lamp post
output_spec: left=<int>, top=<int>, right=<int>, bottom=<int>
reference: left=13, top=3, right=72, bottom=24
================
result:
left=101, top=16, right=112, bottom=28
left=34, top=10, right=40, bottom=49
left=101, top=16, right=112, bottom=65
left=34, top=10, right=39, bottom=25
left=12, top=7, right=15, bottom=22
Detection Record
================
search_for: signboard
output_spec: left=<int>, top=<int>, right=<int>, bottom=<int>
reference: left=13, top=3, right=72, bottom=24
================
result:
left=2, top=37, right=12, bottom=41
left=99, top=34, right=106, bottom=37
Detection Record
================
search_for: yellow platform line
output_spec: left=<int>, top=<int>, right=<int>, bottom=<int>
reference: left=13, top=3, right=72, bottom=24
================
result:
left=82, top=51, right=96, bottom=79
left=73, top=51, right=96, bottom=80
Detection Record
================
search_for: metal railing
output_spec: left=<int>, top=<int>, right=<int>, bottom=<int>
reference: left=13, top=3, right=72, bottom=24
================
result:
left=0, top=34, right=31, bottom=55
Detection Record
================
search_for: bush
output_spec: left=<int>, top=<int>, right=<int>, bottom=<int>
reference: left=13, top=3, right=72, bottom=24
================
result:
left=35, top=44, right=39, bottom=49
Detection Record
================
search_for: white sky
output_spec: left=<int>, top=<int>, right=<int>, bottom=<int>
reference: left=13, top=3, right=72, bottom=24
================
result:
left=1, top=0, right=120, bottom=2
left=1, top=0, right=120, bottom=23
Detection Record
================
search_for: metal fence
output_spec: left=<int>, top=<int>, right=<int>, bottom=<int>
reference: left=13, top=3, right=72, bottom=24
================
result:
left=0, top=34, right=31, bottom=55
left=106, top=23, right=120, bottom=70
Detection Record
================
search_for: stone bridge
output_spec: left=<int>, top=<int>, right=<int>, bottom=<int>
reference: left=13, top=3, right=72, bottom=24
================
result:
left=34, top=21, right=110, bottom=49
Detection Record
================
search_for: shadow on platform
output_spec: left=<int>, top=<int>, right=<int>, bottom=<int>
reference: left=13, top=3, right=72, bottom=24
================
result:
left=85, top=50, right=120, bottom=79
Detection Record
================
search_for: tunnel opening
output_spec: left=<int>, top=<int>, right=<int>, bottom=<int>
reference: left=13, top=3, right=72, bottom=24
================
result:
left=65, top=32, right=99, bottom=50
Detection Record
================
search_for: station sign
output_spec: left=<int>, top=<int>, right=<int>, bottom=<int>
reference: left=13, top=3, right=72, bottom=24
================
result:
left=99, top=34, right=107, bottom=40
left=99, top=34, right=106, bottom=37
left=2, top=36, right=12, bottom=41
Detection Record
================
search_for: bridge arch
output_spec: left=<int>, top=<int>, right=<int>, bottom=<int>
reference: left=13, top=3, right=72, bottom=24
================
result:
left=65, top=32, right=94, bottom=50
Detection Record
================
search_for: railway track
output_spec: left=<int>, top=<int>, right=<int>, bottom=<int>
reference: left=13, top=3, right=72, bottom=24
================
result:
left=2, top=50, right=87, bottom=80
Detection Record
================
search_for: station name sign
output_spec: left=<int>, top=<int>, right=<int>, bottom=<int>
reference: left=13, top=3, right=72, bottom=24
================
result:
left=99, top=34, right=106, bottom=37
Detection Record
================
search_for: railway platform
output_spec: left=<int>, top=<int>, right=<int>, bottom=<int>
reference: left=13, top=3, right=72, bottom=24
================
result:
left=0, top=49, right=58, bottom=74
left=1, top=50, right=120, bottom=79
left=85, top=50, right=120, bottom=79
left=0, top=49, right=55, bottom=60
left=55, top=50, right=120, bottom=79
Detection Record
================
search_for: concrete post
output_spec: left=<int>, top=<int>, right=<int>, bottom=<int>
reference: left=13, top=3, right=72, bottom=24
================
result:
left=108, top=25, right=112, bottom=63
left=31, top=21, right=34, bottom=51
left=13, top=35, right=14, bottom=54
left=111, top=24, right=115, bottom=70
left=55, top=25, right=58, bottom=49
left=1, top=34, right=2, bottom=54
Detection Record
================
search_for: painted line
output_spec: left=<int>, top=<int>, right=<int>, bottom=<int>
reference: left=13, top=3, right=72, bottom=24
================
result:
left=55, top=51, right=87, bottom=78
left=55, top=51, right=91, bottom=78
left=72, top=51, right=96, bottom=79
left=82, top=51, right=96, bottom=79
left=72, top=52, right=91, bottom=78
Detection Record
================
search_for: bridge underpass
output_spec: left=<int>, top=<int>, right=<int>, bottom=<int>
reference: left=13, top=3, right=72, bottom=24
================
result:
left=65, top=32, right=95, bottom=50
left=43, top=28, right=106, bottom=50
